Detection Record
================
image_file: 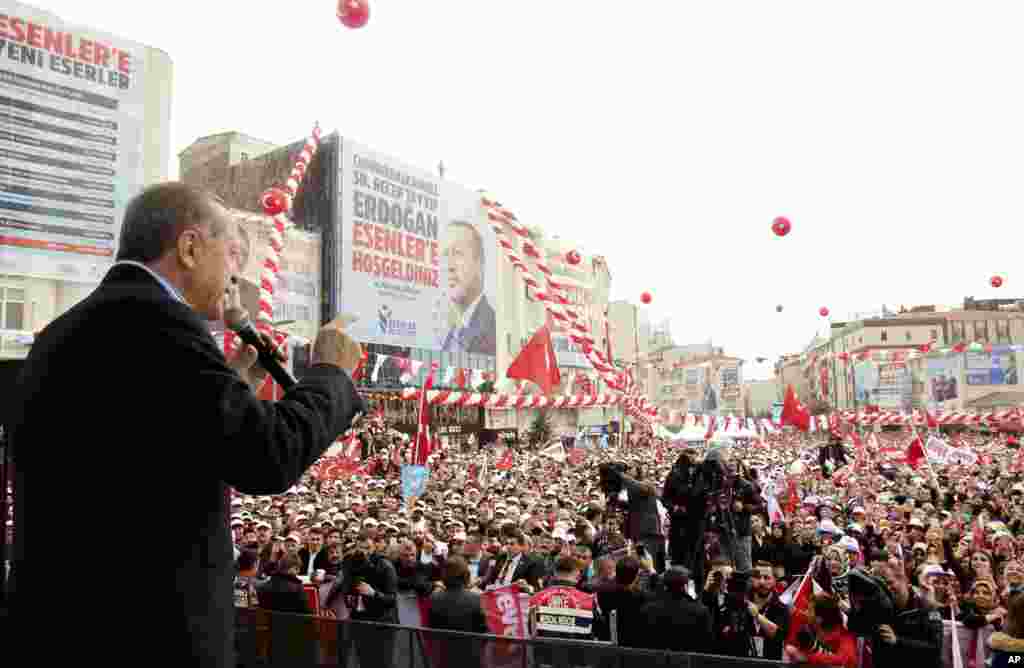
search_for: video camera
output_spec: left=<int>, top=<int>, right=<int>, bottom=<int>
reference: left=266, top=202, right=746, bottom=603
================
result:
left=846, top=569, right=896, bottom=636
left=598, top=462, right=628, bottom=500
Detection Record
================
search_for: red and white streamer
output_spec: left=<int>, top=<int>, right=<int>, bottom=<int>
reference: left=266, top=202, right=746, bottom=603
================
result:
left=398, top=387, right=623, bottom=409
left=222, top=123, right=322, bottom=382
left=480, top=197, right=656, bottom=425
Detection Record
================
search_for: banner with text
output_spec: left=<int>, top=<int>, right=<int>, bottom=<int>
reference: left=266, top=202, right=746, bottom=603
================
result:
left=718, top=363, right=742, bottom=401
left=552, top=333, right=590, bottom=368
left=965, top=344, right=1020, bottom=386
left=235, top=214, right=321, bottom=340
left=926, top=355, right=962, bottom=404
left=0, top=2, right=148, bottom=283
left=338, top=138, right=498, bottom=357
left=855, top=361, right=913, bottom=410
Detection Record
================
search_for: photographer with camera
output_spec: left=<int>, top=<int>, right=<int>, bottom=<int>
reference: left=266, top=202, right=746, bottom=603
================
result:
left=598, top=462, right=665, bottom=573
left=662, top=450, right=709, bottom=586
left=326, top=531, right=398, bottom=667
left=704, top=566, right=759, bottom=657
left=846, top=559, right=942, bottom=667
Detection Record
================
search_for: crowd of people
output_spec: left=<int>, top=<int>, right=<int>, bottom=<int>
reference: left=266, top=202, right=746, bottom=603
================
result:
left=230, top=412, right=1024, bottom=668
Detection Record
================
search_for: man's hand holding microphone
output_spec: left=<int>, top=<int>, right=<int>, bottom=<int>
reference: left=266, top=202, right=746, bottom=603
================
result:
left=224, top=279, right=364, bottom=390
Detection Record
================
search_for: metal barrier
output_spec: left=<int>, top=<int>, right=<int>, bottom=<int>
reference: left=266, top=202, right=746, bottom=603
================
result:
left=235, top=608, right=787, bottom=668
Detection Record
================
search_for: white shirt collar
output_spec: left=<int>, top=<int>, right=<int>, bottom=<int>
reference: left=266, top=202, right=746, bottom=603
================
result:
left=459, top=292, right=483, bottom=329
left=111, top=260, right=188, bottom=306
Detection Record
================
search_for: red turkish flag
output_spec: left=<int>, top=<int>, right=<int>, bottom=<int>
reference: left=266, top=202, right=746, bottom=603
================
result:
left=413, top=370, right=435, bottom=466
left=906, top=434, right=926, bottom=469
left=506, top=324, right=561, bottom=395
left=495, top=448, right=514, bottom=470
left=781, top=385, right=810, bottom=432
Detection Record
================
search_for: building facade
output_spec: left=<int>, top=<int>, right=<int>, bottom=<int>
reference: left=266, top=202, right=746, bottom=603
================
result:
left=0, top=2, right=173, bottom=358
left=180, top=129, right=632, bottom=443
left=783, top=301, right=1024, bottom=415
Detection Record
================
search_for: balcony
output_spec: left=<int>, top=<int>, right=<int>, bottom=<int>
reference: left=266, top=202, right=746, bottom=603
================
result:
left=0, top=330, right=32, bottom=359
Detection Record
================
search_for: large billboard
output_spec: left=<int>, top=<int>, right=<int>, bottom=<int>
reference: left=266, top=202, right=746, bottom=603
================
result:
left=718, top=363, right=741, bottom=401
left=854, top=361, right=912, bottom=410
left=926, top=355, right=961, bottom=404
left=338, top=139, right=497, bottom=357
left=965, top=344, right=1019, bottom=386
left=0, top=2, right=149, bottom=283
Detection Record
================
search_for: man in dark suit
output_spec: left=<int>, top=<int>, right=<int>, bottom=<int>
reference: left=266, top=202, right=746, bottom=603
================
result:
left=7, top=183, right=365, bottom=668
left=636, top=566, right=713, bottom=653
left=442, top=220, right=496, bottom=355
left=482, top=530, right=544, bottom=593
left=429, top=556, right=490, bottom=668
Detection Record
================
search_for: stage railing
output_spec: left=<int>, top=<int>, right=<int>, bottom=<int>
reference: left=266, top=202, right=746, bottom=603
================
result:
left=235, top=607, right=786, bottom=668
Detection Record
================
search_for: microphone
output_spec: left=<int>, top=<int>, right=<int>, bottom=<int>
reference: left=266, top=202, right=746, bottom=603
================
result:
left=224, top=306, right=297, bottom=392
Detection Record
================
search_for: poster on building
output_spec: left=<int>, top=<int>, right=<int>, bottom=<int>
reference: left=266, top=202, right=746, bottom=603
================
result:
left=854, top=361, right=912, bottom=410
left=0, top=2, right=148, bottom=283
left=338, top=139, right=498, bottom=357
left=234, top=214, right=321, bottom=339
left=926, top=355, right=961, bottom=403
left=965, top=344, right=1019, bottom=386
left=552, top=333, right=589, bottom=368
left=718, top=363, right=741, bottom=400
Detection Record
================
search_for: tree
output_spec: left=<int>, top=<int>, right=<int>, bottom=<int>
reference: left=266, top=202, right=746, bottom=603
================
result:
left=525, top=410, right=553, bottom=447
left=477, top=380, right=495, bottom=394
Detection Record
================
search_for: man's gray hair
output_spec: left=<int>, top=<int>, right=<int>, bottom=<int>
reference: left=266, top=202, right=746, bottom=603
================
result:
left=116, top=182, right=226, bottom=263
left=448, top=219, right=484, bottom=276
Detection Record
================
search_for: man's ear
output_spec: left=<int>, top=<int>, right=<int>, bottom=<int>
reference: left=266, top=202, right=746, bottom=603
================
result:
left=177, top=229, right=201, bottom=270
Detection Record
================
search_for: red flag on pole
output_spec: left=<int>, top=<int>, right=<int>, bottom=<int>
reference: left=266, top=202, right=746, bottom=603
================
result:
left=905, top=434, right=926, bottom=469
left=413, top=369, right=435, bottom=466
left=781, top=385, right=810, bottom=432
left=506, top=323, right=561, bottom=395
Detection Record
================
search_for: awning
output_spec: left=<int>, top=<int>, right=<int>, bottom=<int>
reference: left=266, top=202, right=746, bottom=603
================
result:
left=964, top=391, right=1024, bottom=409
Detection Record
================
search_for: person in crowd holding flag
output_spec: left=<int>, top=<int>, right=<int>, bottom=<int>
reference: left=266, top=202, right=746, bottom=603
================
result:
left=784, top=594, right=857, bottom=667
left=848, top=556, right=943, bottom=666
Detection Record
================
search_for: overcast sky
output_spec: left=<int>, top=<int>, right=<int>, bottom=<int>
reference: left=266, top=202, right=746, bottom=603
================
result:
left=38, top=1, right=1024, bottom=380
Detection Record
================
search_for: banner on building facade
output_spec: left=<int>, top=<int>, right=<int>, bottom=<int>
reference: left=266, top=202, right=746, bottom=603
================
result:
left=552, top=333, right=590, bottom=367
left=926, top=355, right=962, bottom=403
left=235, top=214, right=321, bottom=339
left=854, top=360, right=912, bottom=410
left=718, top=363, right=742, bottom=400
left=0, top=2, right=149, bottom=283
left=338, top=138, right=498, bottom=358
left=965, top=344, right=1019, bottom=386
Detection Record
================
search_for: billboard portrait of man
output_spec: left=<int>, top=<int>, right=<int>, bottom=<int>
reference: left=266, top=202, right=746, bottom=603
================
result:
left=442, top=220, right=496, bottom=355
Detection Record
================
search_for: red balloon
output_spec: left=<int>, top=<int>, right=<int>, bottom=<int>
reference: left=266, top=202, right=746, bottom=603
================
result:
left=337, top=0, right=369, bottom=28
left=819, top=307, right=830, bottom=317
left=771, top=216, right=791, bottom=237
left=260, top=188, right=289, bottom=216
left=566, top=250, right=581, bottom=265
left=640, top=292, right=652, bottom=305
left=991, top=275, right=1004, bottom=288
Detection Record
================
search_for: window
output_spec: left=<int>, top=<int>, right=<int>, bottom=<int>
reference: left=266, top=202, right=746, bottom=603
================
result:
left=880, top=330, right=887, bottom=342
left=930, top=329, right=938, bottom=342
left=973, top=320, right=988, bottom=342
left=1, top=286, right=25, bottom=330
left=905, top=331, right=912, bottom=341
left=240, top=152, right=249, bottom=161
left=996, top=319, right=1011, bottom=343
left=951, top=321, right=965, bottom=342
